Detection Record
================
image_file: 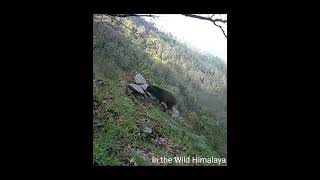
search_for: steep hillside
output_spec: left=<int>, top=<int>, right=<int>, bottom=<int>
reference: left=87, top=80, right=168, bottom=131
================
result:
left=93, top=77, right=222, bottom=165
left=93, top=15, right=227, bottom=166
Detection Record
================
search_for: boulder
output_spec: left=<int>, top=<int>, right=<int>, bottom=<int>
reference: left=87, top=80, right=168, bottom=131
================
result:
left=128, top=83, right=145, bottom=95
left=135, top=73, right=149, bottom=90
left=139, top=84, right=149, bottom=91
left=135, top=73, right=148, bottom=84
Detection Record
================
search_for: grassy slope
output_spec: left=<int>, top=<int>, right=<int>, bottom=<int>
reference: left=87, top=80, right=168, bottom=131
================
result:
left=93, top=76, right=221, bottom=166
left=93, top=17, right=226, bottom=166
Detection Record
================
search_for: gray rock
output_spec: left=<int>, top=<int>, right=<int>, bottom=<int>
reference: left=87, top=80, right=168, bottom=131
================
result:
left=135, top=73, right=149, bottom=90
left=143, top=127, right=152, bottom=134
left=128, top=83, right=145, bottom=95
left=139, top=84, right=149, bottom=90
left=135, top=73, right=148, bottom=84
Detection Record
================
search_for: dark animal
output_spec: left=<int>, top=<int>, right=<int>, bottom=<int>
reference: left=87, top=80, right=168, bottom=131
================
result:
left=146, top=86, right=177, bottom=110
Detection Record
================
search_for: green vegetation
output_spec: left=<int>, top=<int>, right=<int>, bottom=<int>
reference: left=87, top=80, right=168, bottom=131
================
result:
left=93, top=15, right=227, bottom=166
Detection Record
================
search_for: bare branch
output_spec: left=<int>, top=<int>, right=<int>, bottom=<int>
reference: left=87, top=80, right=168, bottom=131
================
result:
left=182, top=14, right=227, bottom=38
left=182, top=14, right=227, bottom=23
left=105, top=14, right=227, bottom=38
left=213, top=22, right=227, bottom=38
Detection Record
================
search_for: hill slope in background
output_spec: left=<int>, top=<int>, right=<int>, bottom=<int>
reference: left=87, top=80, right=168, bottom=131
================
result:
left=93, top=15, right=227, bottom=166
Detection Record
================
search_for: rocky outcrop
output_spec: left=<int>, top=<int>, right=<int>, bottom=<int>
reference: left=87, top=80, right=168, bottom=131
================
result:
left=135, top=73, right=149, bottom=90
left=128, top=83, right=145, bottom=95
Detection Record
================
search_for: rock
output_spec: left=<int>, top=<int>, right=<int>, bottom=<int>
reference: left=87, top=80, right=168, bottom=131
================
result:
left=139, top=84, right=149, bottom=91
left=128, top=83, right=145, bottom=95
left=143, top=127, right=152, bottom=134
left=135, top=73, right=149, bottom=90
left=135, top=73, right=148, bottom=84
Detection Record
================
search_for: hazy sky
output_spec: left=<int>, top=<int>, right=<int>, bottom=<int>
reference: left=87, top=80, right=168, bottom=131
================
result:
left=143, top=14, right=227, bottom=63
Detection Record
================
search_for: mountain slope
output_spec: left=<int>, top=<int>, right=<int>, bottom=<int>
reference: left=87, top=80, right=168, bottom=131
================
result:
left=93, top=15, right=227, bottom=166
left=93, top=77, right=221, bottom=165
